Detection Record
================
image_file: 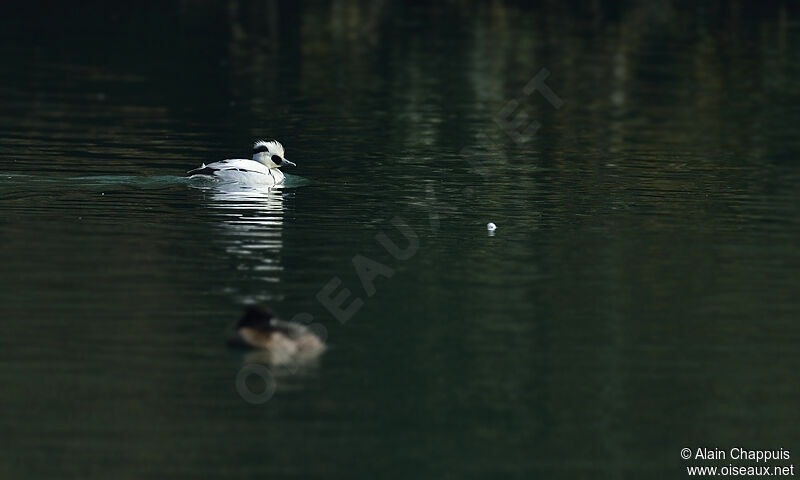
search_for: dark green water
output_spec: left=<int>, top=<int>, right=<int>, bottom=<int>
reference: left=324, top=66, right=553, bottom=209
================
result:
left=2, top=2, right=800, bottom=478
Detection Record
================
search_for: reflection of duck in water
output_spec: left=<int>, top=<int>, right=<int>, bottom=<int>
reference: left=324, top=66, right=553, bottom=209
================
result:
left=187, top=140, right=295, bottom=185
left=194, top=181, right=287, bottom=295
left=229, top=306, right=326, bottom=365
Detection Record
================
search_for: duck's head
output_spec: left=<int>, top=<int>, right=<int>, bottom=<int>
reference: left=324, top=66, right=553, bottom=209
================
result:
left=252, top=140, right=296, bottom=169
left=236, top=305, right=277, bottom=332
left=228, top=305, right=276, bottom=349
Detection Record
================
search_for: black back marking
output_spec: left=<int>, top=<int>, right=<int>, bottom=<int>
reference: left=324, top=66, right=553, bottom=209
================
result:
left=186, top=166, right=218, bottom=176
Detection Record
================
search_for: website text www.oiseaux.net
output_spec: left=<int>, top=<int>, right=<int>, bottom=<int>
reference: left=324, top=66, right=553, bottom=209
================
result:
left=683, top=447, right=794, bottom=477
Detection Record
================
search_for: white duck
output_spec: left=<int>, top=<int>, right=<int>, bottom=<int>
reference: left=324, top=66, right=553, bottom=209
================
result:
left=187, top=140, right=295, bottom=185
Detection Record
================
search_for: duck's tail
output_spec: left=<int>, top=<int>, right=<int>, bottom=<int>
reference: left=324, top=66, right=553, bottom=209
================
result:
left=186, top=163, right=216, bottom=177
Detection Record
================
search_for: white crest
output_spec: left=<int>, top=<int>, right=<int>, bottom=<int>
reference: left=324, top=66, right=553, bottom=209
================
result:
left=253, top=139, right=284, bottom=157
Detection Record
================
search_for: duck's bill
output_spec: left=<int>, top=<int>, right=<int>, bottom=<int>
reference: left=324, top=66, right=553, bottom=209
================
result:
left=282, top=159, right=297, bottom=167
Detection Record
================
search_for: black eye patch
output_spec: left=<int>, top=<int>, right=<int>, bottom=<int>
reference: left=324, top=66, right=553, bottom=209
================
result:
left=271, top=155, right=282, bottom=165
left=253, top=145, right=270, bottom=154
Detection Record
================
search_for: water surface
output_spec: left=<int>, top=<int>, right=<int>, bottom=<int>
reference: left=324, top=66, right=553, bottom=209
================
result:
left=1, top=2, right=800, bottom=478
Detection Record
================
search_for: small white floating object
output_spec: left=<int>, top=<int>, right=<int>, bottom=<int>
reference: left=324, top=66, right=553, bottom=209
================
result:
left=487, top=222, right=497, bottom=232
